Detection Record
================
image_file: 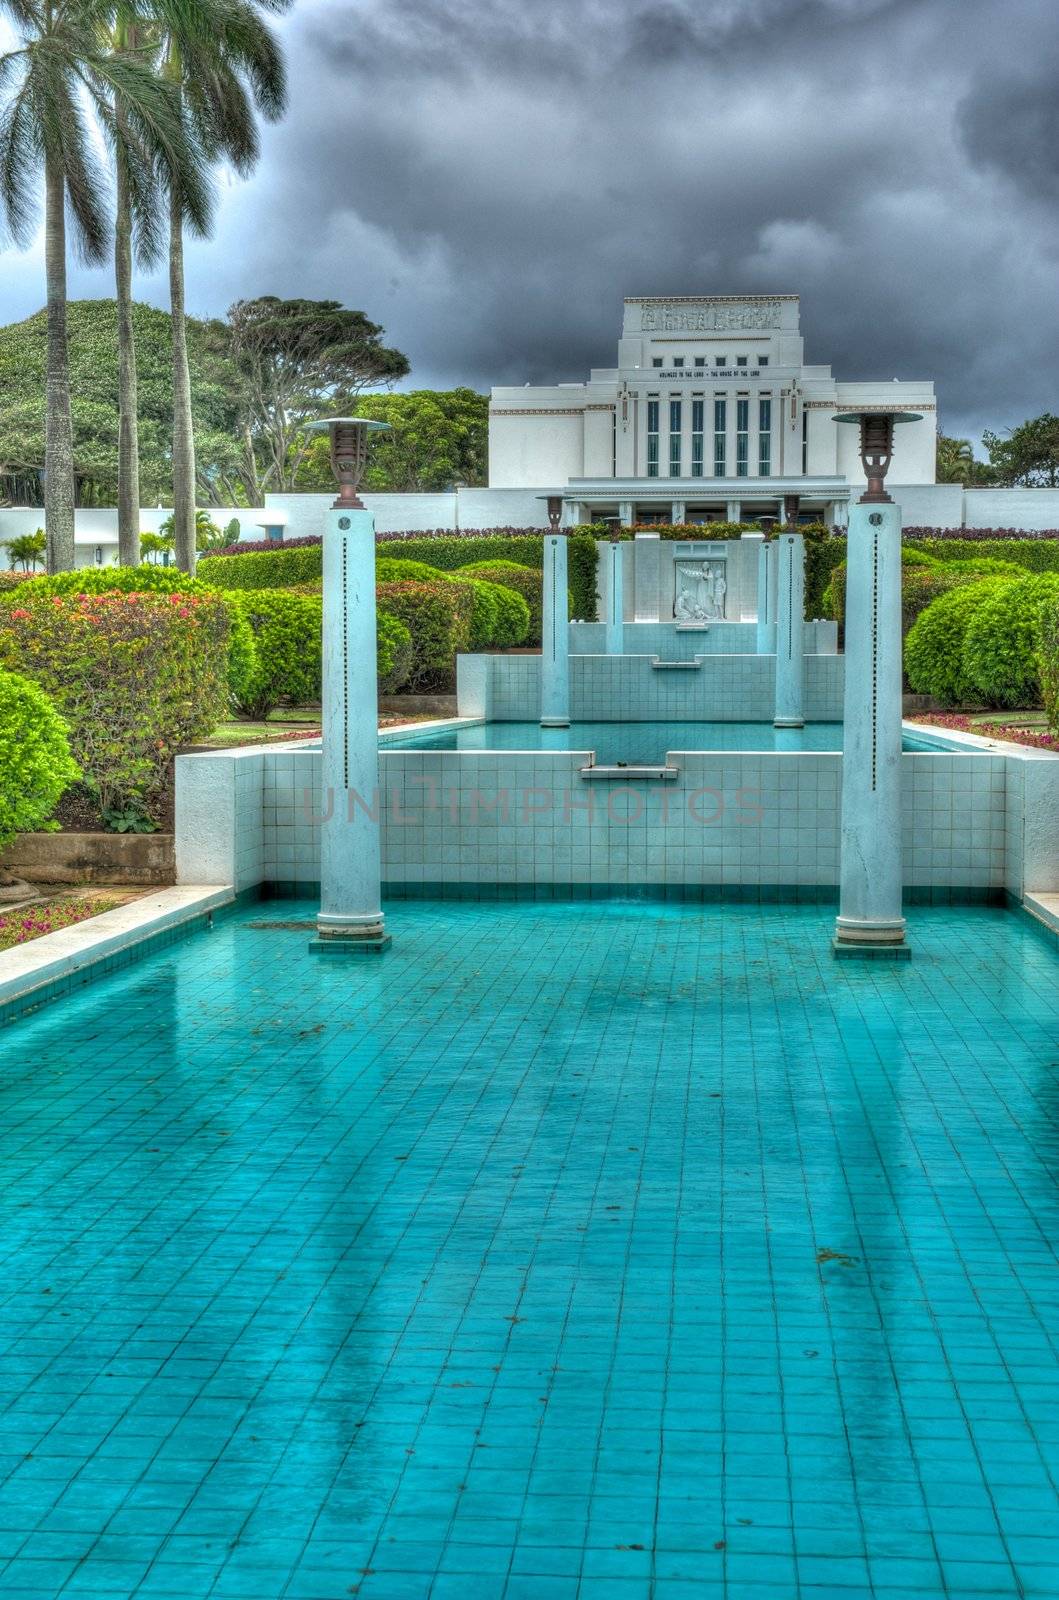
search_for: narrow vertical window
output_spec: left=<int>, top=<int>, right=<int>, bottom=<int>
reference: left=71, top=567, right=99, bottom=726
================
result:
left=691, top=398, right=704, bottom=477
left=647, top=397, right=659, bottom=477
left=802, top=409, right=808, bottom=474
left=669, top=398, right=682, bottom=476
left=758, top=397, right=771, bottom=477
left=714, top=397, right=726, bottom=476
left=736, top=398, right=749, bottom=477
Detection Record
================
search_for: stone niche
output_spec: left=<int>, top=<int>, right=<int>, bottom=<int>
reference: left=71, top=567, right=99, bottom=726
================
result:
left=673, top=542, right=729, bottom=624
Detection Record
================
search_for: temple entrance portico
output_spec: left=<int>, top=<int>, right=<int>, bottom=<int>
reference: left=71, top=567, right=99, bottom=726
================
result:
left=561, top=475, right=850, bottom=528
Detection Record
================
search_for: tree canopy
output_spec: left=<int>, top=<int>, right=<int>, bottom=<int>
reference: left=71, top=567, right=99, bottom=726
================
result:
left=295, top=389, right=489, bottom=494
left=983, top=414, right=1059, bottom=488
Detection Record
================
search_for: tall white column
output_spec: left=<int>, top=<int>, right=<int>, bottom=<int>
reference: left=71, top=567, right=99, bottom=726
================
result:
left=835, top=501, right=906, bottom=952
left=604, top=540, right=624, bottom=655
left=540, top=532, right=570, bottom=727
left=633, top=532, right=661, bottom=622
left=314, top=505, right=389, bottom=952
left=756, top=540, right=777, bottom=655
left=773, top=532, right=804, bottom=727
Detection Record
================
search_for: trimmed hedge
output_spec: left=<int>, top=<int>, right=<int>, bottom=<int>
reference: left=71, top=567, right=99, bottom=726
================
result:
left=903, top=537, right=1059, bottom=572
left=199, top=545, right=323, bottom=590
left=375, top=556, right=529, bottom=648
left=375, top=580, right=473, bottom=690
left=378, top=612, right=413, bottom=695
left=825, top=554, right=1023, bottom=634
left=0, top=590, right=230, bottom=814
left=0, top=668, right=80, bottom=850
left=456, top=560, right=544, bottom=643
left=961, top=574, right=1059, bottom=708
left=7, top=566, right=257, bottom=703
left=904, top=580, right=1011, bottom=705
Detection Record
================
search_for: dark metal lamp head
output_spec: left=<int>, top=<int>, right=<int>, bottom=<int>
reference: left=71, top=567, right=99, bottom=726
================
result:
left=833, top=408, right=923, bottom=505
left=537, top=493, right=565, bottom=533
left=307, top=417, right=390, bottom=510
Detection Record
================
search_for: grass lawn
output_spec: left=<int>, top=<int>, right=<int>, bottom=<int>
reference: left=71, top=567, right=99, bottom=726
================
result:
left=199, top=706, right=441, bottom=750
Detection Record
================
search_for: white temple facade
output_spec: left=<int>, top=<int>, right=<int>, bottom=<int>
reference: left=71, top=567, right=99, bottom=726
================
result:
left=488, top=295, right=937, bottom=525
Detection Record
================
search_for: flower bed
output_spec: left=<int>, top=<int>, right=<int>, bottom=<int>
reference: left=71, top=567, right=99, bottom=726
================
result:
left=0, top=893, right=124, bottom=951
left=910, top=713, right=1059, bottom=752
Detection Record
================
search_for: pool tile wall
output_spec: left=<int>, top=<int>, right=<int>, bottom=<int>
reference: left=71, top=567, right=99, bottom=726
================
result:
left=176, top=746, right=1040, bottom=896
left=458, top=653, right=845, bottom=722
left=568, top=621, right=838, bottom=657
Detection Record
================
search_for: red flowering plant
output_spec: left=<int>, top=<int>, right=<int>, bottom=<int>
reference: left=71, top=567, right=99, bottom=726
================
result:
left=0, top=590, right=229, bottom=818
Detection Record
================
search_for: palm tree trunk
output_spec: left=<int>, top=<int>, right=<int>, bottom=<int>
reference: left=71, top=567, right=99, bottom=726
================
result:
left=169, top=182, right=196, bottom=574
left=44, top=153, right=76, bottom=573
left=115, top=123, right=141, bottom=566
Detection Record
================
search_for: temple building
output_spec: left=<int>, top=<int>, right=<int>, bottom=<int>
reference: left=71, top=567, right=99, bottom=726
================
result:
left=488, top=294, right=937, bottom=525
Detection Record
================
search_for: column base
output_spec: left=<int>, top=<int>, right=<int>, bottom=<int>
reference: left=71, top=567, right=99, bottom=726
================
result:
left=309, top=931, right=392, bottom=956
left=773, top=717, right=804, bottom=729
left=832, top=938, right=911, bottom=962
left=540, top=717, right=570, bottom=728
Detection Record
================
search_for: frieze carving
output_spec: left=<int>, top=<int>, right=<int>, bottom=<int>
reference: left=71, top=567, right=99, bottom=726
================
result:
left=642, top=300, right=783, bottom=333
left=674, top=559, right=728, bottom=622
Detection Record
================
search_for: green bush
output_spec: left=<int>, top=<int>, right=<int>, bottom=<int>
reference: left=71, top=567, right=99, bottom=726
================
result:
left=375, top=556, right=529, bottom=649
left=825, top=555, right=1022, bottom=634
left=476, top=579, right=530, bottom=646
left=378, top=612, right=413, bottom=695
left=1040, top=596, right=1059, bottom=731
left=455, top=560, right=544, bottom=641
left=904, top=537, right=1059, bottom=574
left=0, top=669, right=80, bottom=850
left=904, top=580, right=1011, bottom=706
left=8, top=565, right=257, bottom=703
left=227, top=590, right=323, bottom=719
left=960, top=574, right=1059, bottom=708
left=0, top=590, right=229, bottom=814
left=375, top=580, right=473, bottom=689
left=199, top=544, right=323, bottom=590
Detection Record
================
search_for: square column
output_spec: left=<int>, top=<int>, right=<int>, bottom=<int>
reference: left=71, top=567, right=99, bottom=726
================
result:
left=540, top=531, right=570, bottom=727
left=671, top=499, right=686, bottom=524
left=603, top=540, right=624, bottom=655
left=756, top=539, right=777, bottom=654
left=835, top=502, right=906, bottom=952
left=773, top=532, right=805, bottom=727
left=315, top=506, right=389, bottom=952
left=726, top=498, right=741, bottom=523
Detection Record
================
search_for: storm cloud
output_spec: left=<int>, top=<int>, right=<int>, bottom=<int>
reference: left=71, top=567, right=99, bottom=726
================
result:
left=0, top=0, right=1056, bottom=445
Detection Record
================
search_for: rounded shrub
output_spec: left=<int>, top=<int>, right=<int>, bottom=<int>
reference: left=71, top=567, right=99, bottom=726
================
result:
left=0, top=669, right=80, bottom=851
left=377, top=611, right=413, bottom=695
left=904, top=579, right=1011, bottom=706
left=825, top=557, right=1021, bottom=635
left=456, top=560, right=544, bottom=642
left=960, top=574, right=1059, bottom=708
left=227, top=590, right=323, bottom=719
left=0, top=591, right=230, bottom=814
left=7, top=566, right=257, bottom=704
left=199, top=544, right=323, bottom=590
left=375, top=580, right=473, bottom=690
left=1039, top=595, right=1059, bottom=732
left=475, top=579, right=530, bottom=647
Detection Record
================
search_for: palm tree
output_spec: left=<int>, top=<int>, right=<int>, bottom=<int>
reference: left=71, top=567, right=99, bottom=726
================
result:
left=153, top=0, right=289, bottom=573
left=0, top=0, right=203, bottom=572
left=6, top=529, right=46, bottom=570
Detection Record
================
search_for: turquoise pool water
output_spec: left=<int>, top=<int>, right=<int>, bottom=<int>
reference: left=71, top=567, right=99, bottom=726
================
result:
left=0, top=897, right=1057, bottom=1598
left=383, top=721, right=945, bottom=762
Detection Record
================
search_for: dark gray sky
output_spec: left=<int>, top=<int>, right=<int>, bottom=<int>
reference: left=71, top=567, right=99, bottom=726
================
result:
left=1, top=0, right=1056, bottom=447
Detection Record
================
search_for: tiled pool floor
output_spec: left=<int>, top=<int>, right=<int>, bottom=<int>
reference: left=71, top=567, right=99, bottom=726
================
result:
left=0, top=899, right=1058, bottom=1599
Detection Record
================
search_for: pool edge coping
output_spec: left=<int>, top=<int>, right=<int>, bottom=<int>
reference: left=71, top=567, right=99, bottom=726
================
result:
left=0, top=885, right=235, bottom=1019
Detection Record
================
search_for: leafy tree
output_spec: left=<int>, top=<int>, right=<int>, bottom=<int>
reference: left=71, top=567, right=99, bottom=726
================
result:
left=0, top=0, right=200, bottom=572
left=936, top=434, right=990, bottom=486
left=140, top=530, right=173, bottom=564
left=226, top=297, right=410, bottom=499
left=5, top=530, right=46, bottom=571
left=0, top=299, right=239, bottom=507
left=157, top=0, right=290, bottom=574
left=983, top=414, right=1059, bottom=488
left=159, top=507, right=224, bottom=551
left=295, top=389, right=488, bottom=494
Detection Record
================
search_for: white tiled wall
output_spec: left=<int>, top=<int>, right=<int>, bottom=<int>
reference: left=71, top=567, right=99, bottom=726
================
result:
left=568, top=622, right=838, bottom=656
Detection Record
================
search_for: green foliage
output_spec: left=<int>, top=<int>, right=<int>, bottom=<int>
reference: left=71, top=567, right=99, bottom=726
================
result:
left=374, top=556, right=527, bottom=648
left=0, top=669, right=80, bottom=850
left=296, top=389, right=488, bottom=493
left=960, top=575, right=1059, bottom=708
left=5, top=530, right=46, bottom=570
left=904, top=581, right=1012, bottom=706
left=456, top=561, right=544, bottom=643
left=476, top=579, right=530, bottom=647
left=1039, top=598, right=1059, bottom=732
left=8, top=566, right=258, bottom=703
left=982, top=414, right=1059, bottom=487
left=0, top=591, right=230, bottom=814
left=825, top=552, right=1024, bottom=633
left=377, top=612, right=413, bottom=695
left=904, top=537, right=1059, bottom=573
left=199, top=544, right=322, bottom=590
left=375, top=580, right=474, bottom=690
left=227, top=590, right=323, bottom=720
left=0, top=300, right=238, bottom=507
left=936, top=435, right=991, bottom=485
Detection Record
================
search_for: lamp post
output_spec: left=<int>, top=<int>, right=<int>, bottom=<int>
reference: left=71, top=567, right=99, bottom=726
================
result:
left=307, top=416, right=392, bottom=955
left=773, top=530, right=805, bottom=727
left=832, top=407, right=921, bottom=958
left=538, top=494, right=570, bottom=727
left=604, top=534, right=624, bottom=656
